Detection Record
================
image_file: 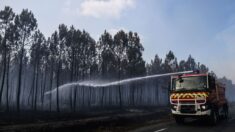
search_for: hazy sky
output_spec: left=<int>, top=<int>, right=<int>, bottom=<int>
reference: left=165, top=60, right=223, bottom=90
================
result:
left=1, top=0, right=235, bottom=82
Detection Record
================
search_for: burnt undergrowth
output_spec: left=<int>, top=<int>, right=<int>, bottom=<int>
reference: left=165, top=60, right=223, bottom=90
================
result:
left=0, top=106, right=170, bottom=132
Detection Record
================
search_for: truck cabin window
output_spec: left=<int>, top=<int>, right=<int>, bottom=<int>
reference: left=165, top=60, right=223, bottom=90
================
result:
left=172, top=76, right=208, bottom=91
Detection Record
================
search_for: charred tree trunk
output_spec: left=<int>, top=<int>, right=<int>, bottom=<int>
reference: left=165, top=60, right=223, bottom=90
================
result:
left=155, top=81, right=159, bottom=105
left=34, top=61, right=39, bottom=111
left=73, top=86, right=77, bottom=112
left=0, top=53, right=6, bottom=105
left=129, top=83, right=135, bottom=107
left=82, top=86, right=85, bottom=107
left=118, top=86, right=122, bottom=108
left=16, top=46, right=24, bottom=112
left=73, top=60, right=79, bottom=112
left=56, top=60, right=61, bottom=112
left=41, top=64, right=48, bottom=110
left=69, top=52, right=74, bottom=111
left=88, top=87, right=92, bottom=108
left=6, top=54, right=10, bottom=111
left=28, top=62, right=36, bottom=109
left=118, top=58, right=122, bottom=109
left=0, top=39, right=7, bottom=105
left=49, top=60, right=54, bottom=112
left=101, top=87, right=105, bottom=107
left=82, top=69, right=85, bottom=107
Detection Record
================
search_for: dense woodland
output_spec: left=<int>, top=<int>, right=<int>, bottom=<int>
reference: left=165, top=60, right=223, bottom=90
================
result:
left=0, top=6, right=235, bottom=112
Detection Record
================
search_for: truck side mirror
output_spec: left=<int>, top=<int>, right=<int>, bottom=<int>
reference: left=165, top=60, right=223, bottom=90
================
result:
left=179, top=78, right=184, bottom=83
left=177, top=77, right=183, bottom=83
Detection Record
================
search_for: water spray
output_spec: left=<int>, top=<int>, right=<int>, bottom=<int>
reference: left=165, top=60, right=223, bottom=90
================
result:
left=45, top=70, right=194, bottom=95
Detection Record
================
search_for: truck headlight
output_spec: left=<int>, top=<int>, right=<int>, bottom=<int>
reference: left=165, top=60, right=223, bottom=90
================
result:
left=201, top=105, right=208, bottom=110
left=171, top=105, right=177, bottom=110
left=202, top=105, right=206, bottom=109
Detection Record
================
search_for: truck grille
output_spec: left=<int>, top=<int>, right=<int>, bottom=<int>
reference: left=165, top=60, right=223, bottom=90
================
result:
left=180, top=105, right=196, bottom=113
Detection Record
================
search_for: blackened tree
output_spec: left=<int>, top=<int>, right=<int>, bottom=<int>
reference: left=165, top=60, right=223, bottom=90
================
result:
left=126, top=32, right=146, bottom=77
left=29, top=30, right=46, bottom=111
left=98, top=30, right=116, bottom=79
left=14, top=9, right=37, bottom=112
left=0, top=6, right=15, bottom=107
left=48, top=32, right=59, bottom=111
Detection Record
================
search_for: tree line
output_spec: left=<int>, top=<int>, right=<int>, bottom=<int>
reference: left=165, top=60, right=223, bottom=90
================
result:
left=0, top=6, right=234, bottom=112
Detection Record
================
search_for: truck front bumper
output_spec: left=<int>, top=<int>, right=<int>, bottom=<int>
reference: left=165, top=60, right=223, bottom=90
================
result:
left=171, top=109, right=211, bottom=116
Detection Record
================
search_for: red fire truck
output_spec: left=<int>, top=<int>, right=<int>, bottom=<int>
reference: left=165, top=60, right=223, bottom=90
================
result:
left=170, top=72, right=228, bottom=125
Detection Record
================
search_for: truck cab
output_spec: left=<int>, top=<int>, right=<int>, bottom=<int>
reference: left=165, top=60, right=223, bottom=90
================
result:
left=170, top=72, right=228, bottom=125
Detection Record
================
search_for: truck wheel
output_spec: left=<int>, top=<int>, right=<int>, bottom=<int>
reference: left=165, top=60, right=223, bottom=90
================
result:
left=209, top=110, right=218, bottom=125
left=175, top=116, right=184, bottom=124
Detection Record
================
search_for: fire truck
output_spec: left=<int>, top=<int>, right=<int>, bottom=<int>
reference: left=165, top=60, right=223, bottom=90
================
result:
left=170, top=71, right=228, bottom=125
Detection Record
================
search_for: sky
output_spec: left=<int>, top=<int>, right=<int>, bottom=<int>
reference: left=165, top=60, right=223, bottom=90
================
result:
left=1, top=0, right=235, bottom=82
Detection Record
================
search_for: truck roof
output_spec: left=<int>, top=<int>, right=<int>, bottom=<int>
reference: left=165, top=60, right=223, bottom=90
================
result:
left=172, top=73, right=208, bottom=78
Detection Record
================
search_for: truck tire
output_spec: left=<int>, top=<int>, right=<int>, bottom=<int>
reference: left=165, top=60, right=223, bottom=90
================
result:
left=209, top=110, right=218, bottom=125
left=175, top=116, right=184, bottom=124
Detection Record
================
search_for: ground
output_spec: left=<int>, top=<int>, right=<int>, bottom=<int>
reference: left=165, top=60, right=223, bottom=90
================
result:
left=0, top=105, right=234, bottom=132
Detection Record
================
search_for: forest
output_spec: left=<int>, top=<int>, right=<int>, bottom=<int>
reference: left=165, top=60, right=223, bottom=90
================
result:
left=0, top=6, right=235, bottom=112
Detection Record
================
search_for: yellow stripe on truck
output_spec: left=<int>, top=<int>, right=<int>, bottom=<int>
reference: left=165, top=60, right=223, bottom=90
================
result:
left=170, top=92, right=209, bottom=99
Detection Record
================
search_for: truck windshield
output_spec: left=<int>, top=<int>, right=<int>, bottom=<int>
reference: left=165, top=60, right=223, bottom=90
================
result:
left=172, top=76, right=207, bottom=91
